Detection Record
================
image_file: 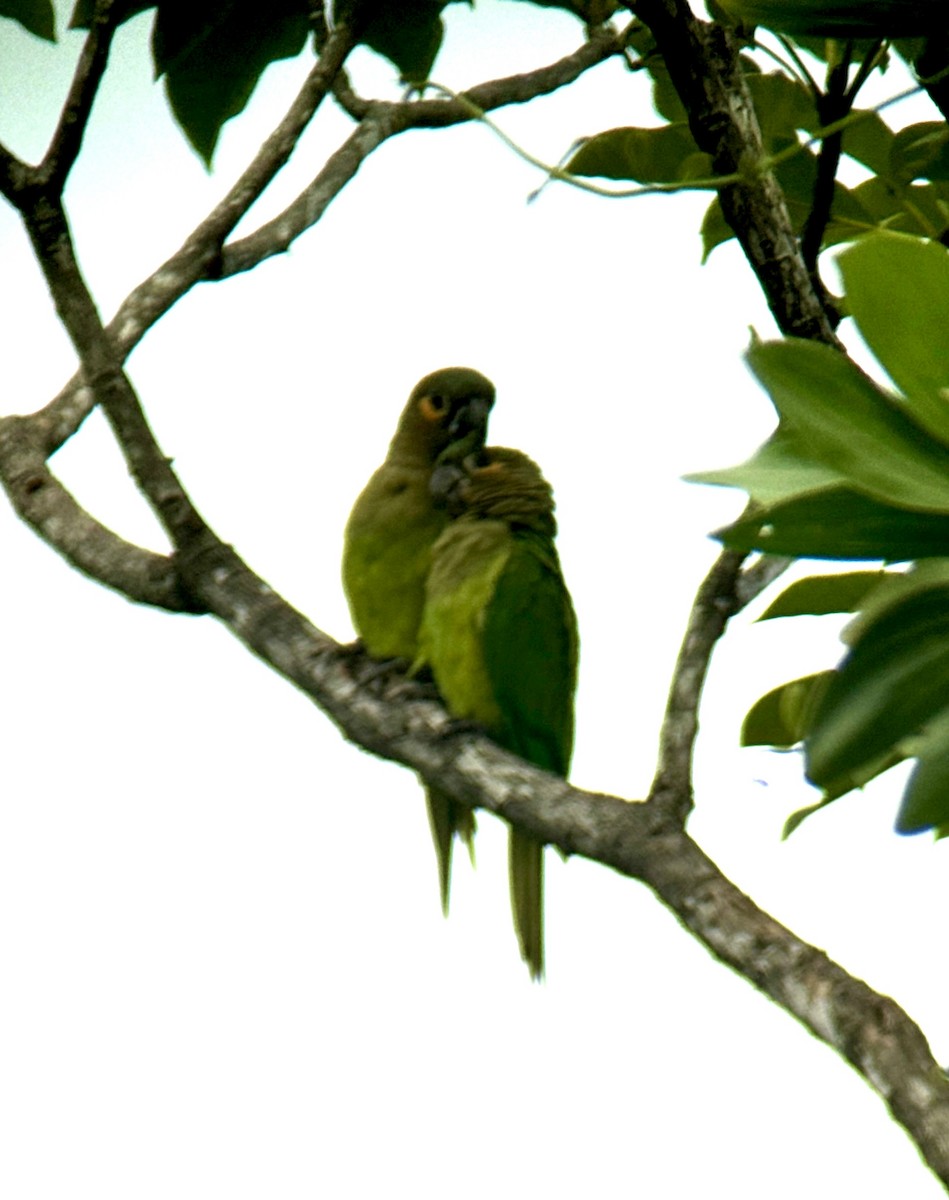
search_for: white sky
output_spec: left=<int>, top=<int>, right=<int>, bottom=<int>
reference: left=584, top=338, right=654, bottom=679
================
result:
left=1, top=3, right=948, bottom=1197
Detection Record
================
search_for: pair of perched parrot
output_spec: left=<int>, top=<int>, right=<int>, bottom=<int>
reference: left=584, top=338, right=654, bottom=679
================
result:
left=342, top=367, right=578, bottom=979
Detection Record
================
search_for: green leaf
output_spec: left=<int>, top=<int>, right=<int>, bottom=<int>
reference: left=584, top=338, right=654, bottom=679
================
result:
left=701, top=195, right=732, bottom=260
left=716, top=489, right=949, bottom=560
left=153, top=0, right=309, bottom=164
left=340, top=0, right=453, bottom=81
left=841, top=109, right=895, bottom=178
left=757, top=571, right=886, bottom=619
left=2, top=0, right=55, bottom=39
left=890, top=121, right=949, bottom=184
left=806, top=582, right=949, bottom=785
left=896, top=711, right=949, bottom=832
left=742, top=671, right=832, bottom=747
left=567, top=124, right=711, bottom=184
left=783, top=739, right=908, bottom=833
left=687, top=424, right=848, bottom=504
left=747, top=339, right=949, bottom=512
left=837, top=233, right=949, bottom=447
left=782, top=795, right=835, bottom=838
left=745, top=71, right=817, bottom=147
left=851, top=176, right=949, bottom=241
left=835, top=558, right=949, bottom=643
left=625, top=24, right=687, bottom=124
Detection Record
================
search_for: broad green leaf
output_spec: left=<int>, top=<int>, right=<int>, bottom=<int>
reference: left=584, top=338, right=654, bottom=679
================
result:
left=783, top=796, right=835, bottom=838
left=895, top=711, right=949, bottom=832
left=687, top=424, right=847, bottom=503
left=745, top=71, right=817, bottom=147
left=625, top=24, right=687, bottom=124
left=841, top=109, right=895, bottom=178
left=340, top=0, right=456, bottom=81
left=716, top=489, right=949, bottom=560
left=783, top=741, right=908, bottom=834
left=748, top=339, right=949, bottom=513
left=567, top=124, right=711, bottom=184
left=701, top=196, right=732, bottom=260
left=741, top=671, right=832, bottom=747
left=851, top=176, right=949, bottom=241
left=835, top=558, right=949, bottom=644
left=837, top=233, right=949, bottom=447
left=890, top=121, right=949, bottom=184
left=2, top=0, right=54, bottom=39
left=757, top=571, right=886, bottom=620
left=806, top=582, right=949, bottom=784
left=153, top=0, right=309, bottom=164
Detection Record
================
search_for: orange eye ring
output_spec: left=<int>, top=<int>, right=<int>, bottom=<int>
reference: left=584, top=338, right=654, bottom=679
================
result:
left=419, top=394, right=448, bottom=421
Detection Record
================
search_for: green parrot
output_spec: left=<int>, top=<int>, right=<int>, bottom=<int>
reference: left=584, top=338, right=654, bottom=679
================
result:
left=342, top=366, right=496, bottom=909
left=418, top=447, right=578, bottom=980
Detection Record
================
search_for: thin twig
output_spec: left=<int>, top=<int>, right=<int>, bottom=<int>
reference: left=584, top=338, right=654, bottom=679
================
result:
left=647, top=547, right=746, bottom=823
left=801, top=47, right=851, bottom=277
left=39, top=0, right=119, bottom=191
left=28, top=25, right=624, bottom=450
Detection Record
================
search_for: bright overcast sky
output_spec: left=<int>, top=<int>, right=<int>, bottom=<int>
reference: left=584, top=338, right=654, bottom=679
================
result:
left=1, top=3, right=947, bottom=1197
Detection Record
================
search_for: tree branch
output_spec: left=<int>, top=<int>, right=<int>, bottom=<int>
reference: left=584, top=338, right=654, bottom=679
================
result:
left=21, top=194, right=208, bottom=549
left=629, top=0, right=842, bottom=347
left=220, top=24, right=624, bottom=276
left=800, top=49, right=849, bottom=317
left=647, top=547, right=746, bottom=823
left=29, top=25, right=624, bottom=450
left=166, top=532, right=949, bottom=1191
left=0, top=413, right=200, bottom=611
left=645, top=545, right=789, bottom=826
left=39, top=0, right=118, bottom=191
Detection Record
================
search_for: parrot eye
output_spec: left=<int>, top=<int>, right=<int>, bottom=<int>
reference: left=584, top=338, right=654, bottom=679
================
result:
left=419, top=394, right=448, bottom=421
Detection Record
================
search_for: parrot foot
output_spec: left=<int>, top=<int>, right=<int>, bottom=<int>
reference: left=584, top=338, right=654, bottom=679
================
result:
left=387, top=676, right=441, bottom=703
left=360, top=655, right=412, bottom=684
left=436, top=716, right=487, bottom=742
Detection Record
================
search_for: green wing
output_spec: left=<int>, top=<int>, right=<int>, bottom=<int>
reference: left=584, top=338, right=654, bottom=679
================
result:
left=482, top=531, right=578, bottom=981
left=482, top=531, right=578, bottom=776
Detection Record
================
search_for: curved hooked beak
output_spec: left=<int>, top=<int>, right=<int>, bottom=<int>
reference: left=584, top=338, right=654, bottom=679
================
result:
left=447, top=394, right=493, bottom=441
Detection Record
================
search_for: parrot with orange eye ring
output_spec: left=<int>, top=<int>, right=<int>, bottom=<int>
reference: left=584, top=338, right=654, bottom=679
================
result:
left=342, top=367, right=495, bottom=912
left=418, top=446, right=578, bottom=980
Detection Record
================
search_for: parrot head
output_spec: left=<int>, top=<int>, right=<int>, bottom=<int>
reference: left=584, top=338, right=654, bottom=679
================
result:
left=390, top=366, right=495, bottom=466
left=431, top=446, right=557, bottom=536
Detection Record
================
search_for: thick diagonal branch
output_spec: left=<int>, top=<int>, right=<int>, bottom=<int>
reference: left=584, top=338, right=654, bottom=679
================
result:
left=0, top=412, right=198, bottom=610
left=22, top=194, right=207, bottom=549
left=630, top=0, right=841, bottom=346
left=166, top=533, right=949, bottom=1189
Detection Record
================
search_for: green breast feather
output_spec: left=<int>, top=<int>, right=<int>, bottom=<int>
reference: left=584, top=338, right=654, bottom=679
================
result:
left=343, top=462, right=446, bottom=661
left=421, top=521, right=577, bottom=774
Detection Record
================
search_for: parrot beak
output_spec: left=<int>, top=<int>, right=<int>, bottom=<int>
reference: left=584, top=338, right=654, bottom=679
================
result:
left=448, top=394, right=493, bottom=441
left=435, top=393, right=493, bottom=478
